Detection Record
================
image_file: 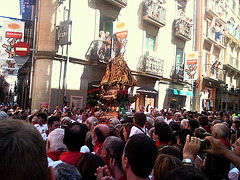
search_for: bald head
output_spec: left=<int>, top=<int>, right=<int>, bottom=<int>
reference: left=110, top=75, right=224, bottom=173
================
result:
left=212, top=123, right=229, bottom=139
left=93, top=124, right=109, bottom=144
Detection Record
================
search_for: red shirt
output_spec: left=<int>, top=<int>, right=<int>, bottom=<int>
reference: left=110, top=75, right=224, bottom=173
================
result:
left=59, top=151, right=83, bottom=165
left=156, top=140, right=169, bottom=148
left=93, top=143, right=103, bottom=156
left=47, top=151, right=64, bottom=161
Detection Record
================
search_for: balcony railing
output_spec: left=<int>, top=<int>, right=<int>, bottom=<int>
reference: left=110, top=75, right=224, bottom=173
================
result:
left=143, top=1, right=166, bottom=27
left=226, top=23, right=240, bottom=42
left=205, top=27, right=225, bottom=47
left=226, top=54, right=239, bottom=69
left=203, top=64, right=224, bottom=81
left=138, top=52, right=164, bottom=76
left=85, top=40, right=111, bottom=62
left=205, top=0, right=220, bottom=17
left=105, top=0, right=127, bottom=8
left=175, top=18, right=192, bottom=41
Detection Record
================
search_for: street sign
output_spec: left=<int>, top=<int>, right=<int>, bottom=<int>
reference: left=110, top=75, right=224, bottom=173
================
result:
left=14, top=42, right=29, bottom=56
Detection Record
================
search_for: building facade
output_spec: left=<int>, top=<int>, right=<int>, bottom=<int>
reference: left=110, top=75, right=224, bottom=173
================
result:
left=16, top=0, right=196, bottom=112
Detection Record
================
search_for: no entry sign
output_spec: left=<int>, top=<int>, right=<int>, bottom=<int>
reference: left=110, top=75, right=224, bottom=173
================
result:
left=14, top=42, right=29, bottom=56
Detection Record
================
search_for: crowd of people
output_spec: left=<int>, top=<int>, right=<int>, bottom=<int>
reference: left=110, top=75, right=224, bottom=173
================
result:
left=1, top=103, right=240, bottom=180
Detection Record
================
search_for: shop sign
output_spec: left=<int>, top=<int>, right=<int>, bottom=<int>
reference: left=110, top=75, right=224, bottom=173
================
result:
left=70, top=96, right=83, bottom=109
left=1, top=20, right=25, bottom=60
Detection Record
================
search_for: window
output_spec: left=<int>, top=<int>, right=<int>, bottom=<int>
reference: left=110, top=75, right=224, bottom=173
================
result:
left=232, top=0, right=236, bottom=10
left=99, top=14, right=114, bottom=37
left=146, top=34, right=156, bottom=52
left=176, top=47, right=183, bottom=74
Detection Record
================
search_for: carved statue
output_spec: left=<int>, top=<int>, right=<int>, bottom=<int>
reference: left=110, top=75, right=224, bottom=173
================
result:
left=100, top=33, right=137, bottom=94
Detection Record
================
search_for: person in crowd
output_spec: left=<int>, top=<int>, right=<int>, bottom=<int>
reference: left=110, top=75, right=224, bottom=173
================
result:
left=164, top=112, right=173, bottom=125
left=168, top=165, right=207, bottom=180
left=59, top=122, right=88, bottom=165
left=61, top=117, right=72, bottom=128
left=228, top=137, right=240, bottom=180
left=153, top=154, right=181, bottom=180
left=47, top=116, right=61, bottom=133
left=121, top=134, right=157, bottom=180
left=63, top=102, right=70, bottom=113
left=154, top=121, right=172, bottom=148
left=204, top=123, right=231, bottom=179
left=198, top=116, right=211, bottom=133
left=121, top=123, right=133, bottom=141
left=92, top=124, right=110, bottom=156
left=187, top=119, right=199, bottom=133
left=0, top=119, right=55, bottom=180
left=173, top=112, right=181, bottom=124
left=101, top=136, right=126, bottom=178
left=129, top=111, right=149, bottom=137
left=54, top=162, right=82, bottom=180
left=109, top=117, right=121, bottom=130
left=0, top=111, right=8, bottom=119
left=177, top=129, right=194, bottom=147
left=180, top=119, right=188, bottom=129
left=75, top=153, right=106, bottom=180
left=34, top=112, right=48, bottom=140
left=46, top=128, right=66, bottom=161
left=85, top=116, right=98, bottom=131
left=145, top=117, right=154, bottom=131
left=158, top=145, right=182, bottom=161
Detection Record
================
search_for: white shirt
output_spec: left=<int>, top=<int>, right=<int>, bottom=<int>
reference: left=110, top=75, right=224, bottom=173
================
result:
left=129, top=125, right=150, bottom=137
left=228, top=167, right=239, bottom=180
left=34, top=124, right=48, bottom=140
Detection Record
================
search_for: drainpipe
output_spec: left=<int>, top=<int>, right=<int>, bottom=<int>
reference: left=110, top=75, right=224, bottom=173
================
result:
left=29, top=0, right=38, bottom=112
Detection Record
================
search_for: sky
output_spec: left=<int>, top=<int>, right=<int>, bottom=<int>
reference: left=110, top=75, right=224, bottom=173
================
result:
left=0, top=0, right=21, bottom=19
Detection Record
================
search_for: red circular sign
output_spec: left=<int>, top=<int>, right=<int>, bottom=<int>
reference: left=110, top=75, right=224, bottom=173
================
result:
left=14, top=42, right=29, bottom=56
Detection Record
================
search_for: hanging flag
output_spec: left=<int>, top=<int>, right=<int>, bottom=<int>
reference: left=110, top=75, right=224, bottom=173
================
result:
left=184, top=52, right=199, bottom=81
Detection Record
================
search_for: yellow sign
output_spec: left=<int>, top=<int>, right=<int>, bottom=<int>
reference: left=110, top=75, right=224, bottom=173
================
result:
left=8, top=23, right=20, bottom=29
left=117, top=22, right=126, bottom=29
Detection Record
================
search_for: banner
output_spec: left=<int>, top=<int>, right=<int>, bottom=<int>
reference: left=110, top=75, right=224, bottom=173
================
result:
left=1, top=20, right=25, bottom=76
left=184, top=51, right=198, bottom=81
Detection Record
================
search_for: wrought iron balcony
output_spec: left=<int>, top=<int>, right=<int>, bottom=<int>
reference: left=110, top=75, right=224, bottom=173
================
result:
left=202, top=63, right=224, bottom=81
left=175, top=18, right=192, bottom=41
left=138, top=52, right=164, bottom=76
left=85, top=40, right=111, bottom=62
left=170, top=64, right=184, bottom=81
left=143, top=1, right=166, bottom=27
left=105, top=0, right=127, bottom=8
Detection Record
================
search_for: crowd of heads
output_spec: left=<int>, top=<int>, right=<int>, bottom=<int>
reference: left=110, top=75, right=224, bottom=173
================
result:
left=1, top=103, right=240, bottom=180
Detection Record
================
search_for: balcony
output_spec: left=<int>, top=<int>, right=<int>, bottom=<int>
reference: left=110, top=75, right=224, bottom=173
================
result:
left=143, top=1, right=166, bottom=27
left=205, top=0, right=220, bottom=17
left=205, top=27, right=225, bottom=48
left=175, top=18, right=192, bottom=41
left=226, top=23, right=240, bottom=43
left=85, top=40, right=111, bottom=62
left=225, top=54, right=239, bottom=69
left=138, top=52, right=164, bottom=76
left=170, top=64, right=184, bottom=81
left=202, top=64, right=224, bottom=81
left=105, top=0, right=127, bottom=8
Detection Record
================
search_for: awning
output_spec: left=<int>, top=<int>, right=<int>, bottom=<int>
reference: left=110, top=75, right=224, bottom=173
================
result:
left=136, top=87, right=158, bottom=95
left=170, top=88, right=193, bottom=96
